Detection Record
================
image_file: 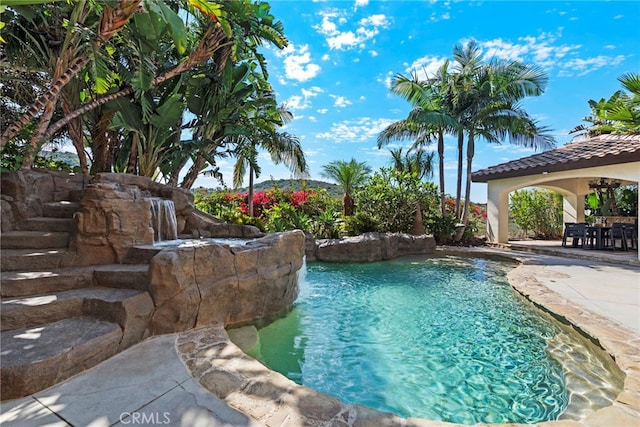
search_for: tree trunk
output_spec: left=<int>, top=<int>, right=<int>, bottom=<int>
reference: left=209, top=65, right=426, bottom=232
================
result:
left=248, top=166, right=255, bottom=217
left=90, top=111, right=115, bottom=173
left=437, top=131, right=446, bottom=217
left=126, top=134, right=139, bottom=174
left=454, top=130, right=464, bottom=220
left=455, top=133, right=475, bottom=242
left=181, top=155, right=207, bottom=189
left=343, top=193, right=354, bottom=216
left=167, top=156, right=189, bottom=187
left=61, top=97, right=89, bottom=175
left=20, top=97, right=57, bottom=170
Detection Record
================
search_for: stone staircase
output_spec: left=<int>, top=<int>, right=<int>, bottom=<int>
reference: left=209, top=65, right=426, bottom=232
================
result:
left=0, top=191, right=155, bottom=400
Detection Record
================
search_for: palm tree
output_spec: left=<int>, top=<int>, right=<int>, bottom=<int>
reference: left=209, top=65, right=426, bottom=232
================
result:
left=232, top=103, right=308, bottom=217
left=378, top=67, right=459, bottom=217
left=321, top=159, right=372, bottom=216
left=457, top=58, right=555, bottom=229
left=388, top=147, right=435, bottom=180
left=571, top=72, right=640, bottom=137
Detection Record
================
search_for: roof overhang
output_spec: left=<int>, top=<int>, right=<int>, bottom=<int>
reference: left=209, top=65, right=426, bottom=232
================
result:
left=471, top=134, right=640, bottom=183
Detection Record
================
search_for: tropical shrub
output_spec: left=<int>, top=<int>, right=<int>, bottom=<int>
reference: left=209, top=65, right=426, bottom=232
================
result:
left=509, top=189, right=562, bottom=239
left=353, top=168, right=440, bottom=235
left=194, top=187, right=341, bottom=237
left=264, top=202, right=310, bottom=233
left=341, top=211, right=380, bottom=236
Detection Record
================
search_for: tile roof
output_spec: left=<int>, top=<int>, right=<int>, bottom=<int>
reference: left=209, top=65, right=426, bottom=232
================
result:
left=471, top=134, right=640, bottom=182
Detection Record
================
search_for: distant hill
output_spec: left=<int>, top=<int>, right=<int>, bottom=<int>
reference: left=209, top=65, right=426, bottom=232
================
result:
left=238, top=179, right=342, bottom=198
left=39, top=150, right=81, bottom=167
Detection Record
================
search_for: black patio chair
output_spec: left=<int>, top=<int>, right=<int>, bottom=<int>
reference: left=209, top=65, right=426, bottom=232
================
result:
left=623, top=223, right=638, bottom=250
left=608, top=223, right=628, bottom=251
left=562, top=222, right=587, bottom=248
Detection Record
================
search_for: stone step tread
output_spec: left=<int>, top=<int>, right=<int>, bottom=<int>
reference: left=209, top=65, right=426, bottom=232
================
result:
left=0, top=317, right=122, bottom=399
left=93, top=264, right=150, bottom=290
left=42, top=201, right=80, bottom=218
left=21, top=217, right=73, bottom=232
left=1, top=287, right=147, bottom=332
left=0, top=317, right=122, bottom=367
left=2, top=286, right=145, bottom=309
left=1, top=266, right=95, bottom=297
left=0, top=249, right=72, bottom=272
left=0, top=264, right=150, bottom=296
left=1, top=230, right=69, bottom=249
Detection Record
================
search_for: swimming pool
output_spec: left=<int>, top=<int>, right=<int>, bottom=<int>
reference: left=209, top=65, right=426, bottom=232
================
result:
left=256, top=256, right=623, bottom=424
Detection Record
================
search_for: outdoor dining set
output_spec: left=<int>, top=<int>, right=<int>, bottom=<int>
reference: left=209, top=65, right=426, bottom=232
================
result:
left=562, top=221, right=639, bottom=251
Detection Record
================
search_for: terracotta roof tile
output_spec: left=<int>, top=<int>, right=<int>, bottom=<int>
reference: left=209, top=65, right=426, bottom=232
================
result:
left=471, top=134, right=640, bottom=182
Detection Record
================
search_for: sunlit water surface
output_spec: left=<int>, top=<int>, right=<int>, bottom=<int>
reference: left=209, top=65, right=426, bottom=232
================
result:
left=256, top=256, right=623, bottom=424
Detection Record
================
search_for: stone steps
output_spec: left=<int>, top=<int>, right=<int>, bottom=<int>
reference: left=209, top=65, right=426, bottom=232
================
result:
left=0, top=189, right=158, bottom=400
left=93, top=264, right=150, bottom=291
left=52, top=188, right=85, bottom=203
left=42, top=201, right=80, bottom=218
left=1, top=286, right=148, bottom=332
left=0, top=317, right=123, bottom=400
left=0, top=266, right=95, bottom=297
left=1, top=230, right=70, bottom=249
left=0, top=248, right=74, bottom=272
left=20, top=217, right=73, bottom=232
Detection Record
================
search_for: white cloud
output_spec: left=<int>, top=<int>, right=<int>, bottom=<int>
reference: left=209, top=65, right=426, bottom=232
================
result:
left=284, top=86, right=324, bottom=111
left=405, top=55, right=448, bottom=80
left=317, top=108, right=329, bottom=114
left=559, top=55, right=626, bottom=76
left=277, top=44, right=321, bottom=82
left=316, top=117, right=396, bottom=143
left=359, top=14, right=387, bottom=27
left=327, top=31, right=360, bottom=50
left=478, top=33, right=628, bottom=77
left=377, top=71, right=394, bottom=89
left=315, top=9, right=390, bottom=51
left=355, top=0, right=368, bottom=6
left=330, top=95, right=352, bottom=108
left=322, top=53, right=331, bottom=61
left=369, top=50, right=378, bottom=57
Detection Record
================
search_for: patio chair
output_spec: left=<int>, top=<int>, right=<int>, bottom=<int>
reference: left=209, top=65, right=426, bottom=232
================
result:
left=608, top=223, right=628, bottom=251
left=623, top=223, right=638, bottom=250
left=562, top=223, right=587, bottom=248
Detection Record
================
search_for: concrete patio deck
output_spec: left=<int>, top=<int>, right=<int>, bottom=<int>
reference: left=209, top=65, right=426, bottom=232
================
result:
left=2, top=246, right=639, bottom=427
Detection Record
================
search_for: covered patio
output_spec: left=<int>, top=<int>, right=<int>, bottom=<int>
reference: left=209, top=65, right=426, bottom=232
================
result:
left=471, top=134, right=640, bottom=261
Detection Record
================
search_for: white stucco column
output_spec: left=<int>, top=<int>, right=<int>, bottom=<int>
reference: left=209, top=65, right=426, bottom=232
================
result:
left=486, top=182, right=509, bottom=243
left=562, top=194, right=585, bottom=224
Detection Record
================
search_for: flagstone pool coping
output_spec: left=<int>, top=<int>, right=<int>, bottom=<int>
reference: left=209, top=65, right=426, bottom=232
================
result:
left=176, top=248, right=640, bottom=427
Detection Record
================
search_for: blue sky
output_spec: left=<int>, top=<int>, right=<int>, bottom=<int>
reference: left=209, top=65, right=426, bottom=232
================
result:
left=197, top=0, right=639, bottom=202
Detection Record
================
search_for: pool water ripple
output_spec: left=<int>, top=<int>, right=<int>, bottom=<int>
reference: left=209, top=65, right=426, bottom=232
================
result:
left=257, top=256, right=623, bottom=424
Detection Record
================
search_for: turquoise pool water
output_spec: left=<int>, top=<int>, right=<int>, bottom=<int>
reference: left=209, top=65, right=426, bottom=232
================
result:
left=256, top=256, right=623, bottom=424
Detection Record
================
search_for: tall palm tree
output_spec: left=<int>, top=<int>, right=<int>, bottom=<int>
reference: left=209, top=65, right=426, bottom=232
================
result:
left=457, top=59, right=555, bottom=229
left=321, top=159, right=372, bottom=216
left=378, top=67, right=459, bottom=217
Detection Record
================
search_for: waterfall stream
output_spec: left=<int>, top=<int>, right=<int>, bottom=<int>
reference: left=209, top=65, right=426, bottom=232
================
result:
left=149, top=198, right=178, bottom=242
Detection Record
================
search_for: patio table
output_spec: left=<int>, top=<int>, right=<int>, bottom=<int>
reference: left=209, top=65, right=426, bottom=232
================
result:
left=585, top=225, right=611, bottom=250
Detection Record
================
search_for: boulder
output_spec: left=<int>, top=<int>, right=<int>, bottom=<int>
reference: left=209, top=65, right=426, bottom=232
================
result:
left=312, top=232, right=436, bottom=262
left=147, top=230, right=305, bottom=333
